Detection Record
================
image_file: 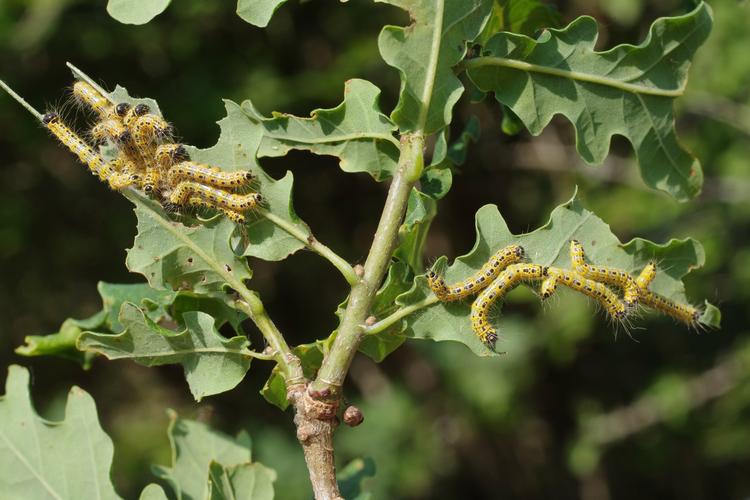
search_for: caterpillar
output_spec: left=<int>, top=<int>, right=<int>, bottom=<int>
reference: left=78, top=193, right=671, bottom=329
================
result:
left=167, top=181, right=263, bottom=211
left=72, top=81, right=113, bottom=118
left=155, top=144, right=190, bottom=169
left=636, top=261, right=657, bottom=290
left=186, top=196, right=246, bottom=224
left=167, top=161, right=255, bottom=190
left=569, top=240, right=639, bottom=310
left=639, top=290, right=702, bottom=326
left=427, top=244, right=525, bottom=302
left=43, top=112, right=139, bottom=190
left=541, top=267, right=627, bottom=322
left=470, top=263, right=547, bottom=349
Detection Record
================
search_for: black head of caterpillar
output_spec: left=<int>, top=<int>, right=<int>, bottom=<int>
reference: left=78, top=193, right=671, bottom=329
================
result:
left=115, top=103, right=131, bottom=117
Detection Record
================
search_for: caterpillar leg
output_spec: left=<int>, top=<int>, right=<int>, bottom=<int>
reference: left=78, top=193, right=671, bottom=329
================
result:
left=570, top=240, right=640, bottom=310
left=167, top=160, right=255, bottom=190
left=545, top=267, right=627, bottom=322
left=167, top=181, right=262, bottom=211
left=427, top=244, right=525, bottom=302
left=470, top=263, right=547, bottom=349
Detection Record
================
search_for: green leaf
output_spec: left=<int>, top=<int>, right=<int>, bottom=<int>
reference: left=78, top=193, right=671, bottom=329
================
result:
left=378, top=0, right=493, bottom=134
left=139, top=484, right=169, bottom=500
left=0, top=365, right=121, bottom=499
left=261, top=341, right=326, bottom=410
left=107, top=76, right=314, bottom=263
left=79, top=303, right=253, bottom=401
left=15, top=281, right=175, bottom=367
left=243, top=79, right=400, bottom=181
left=236, top=0, right=288, bottom=28
left=393, top=192, right=719, bottom=356
left=393, top=190, right=437, bottom=273
left=153, top=410, right=275, bottom=500
left=208, top=460, right=276, bottom=500
left=125, top=191, right=253, bottom=293
left=337, top=457, right=376, bottom=500
left=478, top=0, right=561, bottom=44
left=107, top=0, right=171, bottom=25
left=359, top=262, right=413, bottom=362
left=467, top=3, right=713, bottom=200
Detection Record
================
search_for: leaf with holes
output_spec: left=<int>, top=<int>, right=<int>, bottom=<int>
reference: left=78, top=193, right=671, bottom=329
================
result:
left=467, top=3, right=712, bottom=200
left=391, top=192, right=719, bottom=356
left=243, top=79, right=399, bottom=181
left=78, top=303, right=254, bottom=400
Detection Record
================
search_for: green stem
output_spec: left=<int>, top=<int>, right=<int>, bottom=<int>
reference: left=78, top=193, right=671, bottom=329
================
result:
left=464, top=57, right=684, bottom=97
left=234, top=296, right=303, bottom=382
left=0, top=79, right=43, bottom=121
left=259, top=209, right=358, bottom=286
left=311, top=133, right=424, bottom=392
left=364, top=295, right=438, bottom=335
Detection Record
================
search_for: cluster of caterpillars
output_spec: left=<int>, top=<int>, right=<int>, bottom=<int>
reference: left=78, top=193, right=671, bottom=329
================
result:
left=42, top=80, right=262, bottom=224
left=427, top=240, right=704, bottom=350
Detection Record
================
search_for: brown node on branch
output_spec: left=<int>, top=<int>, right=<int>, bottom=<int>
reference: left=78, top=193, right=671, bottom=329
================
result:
left=365, top=315, right=377, bottom=326
left=303, top=390, right=339, bottom=420
left=343, top=405, right=364, bottom=427
left=354, top=264, right=365, bottom=278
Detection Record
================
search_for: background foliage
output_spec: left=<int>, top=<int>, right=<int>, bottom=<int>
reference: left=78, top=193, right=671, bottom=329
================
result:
left=0, top=0, right=748, bottom=498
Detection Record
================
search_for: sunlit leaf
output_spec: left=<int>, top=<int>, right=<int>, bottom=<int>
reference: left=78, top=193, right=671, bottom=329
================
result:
left=243, top=79, right=399, bottom=181
left=467, top=3, right=713, bottom=200
left=107, top=0, right=171, bottom=25
left=236, top=0, right=288, bottom=28
left=79, top=303, right=254, bottom=401
left=377, top=0, right=493, bottom=133
left=393, top=192, right=719, bottom=356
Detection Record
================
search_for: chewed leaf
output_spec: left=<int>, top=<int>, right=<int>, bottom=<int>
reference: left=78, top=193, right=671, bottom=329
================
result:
left=395, top=192, right=719, bottom=356
left=79, top=303, right=253, bottom=401
left=377, top=0, right=493, bottom=134
left=467, top=3, right=712, bottom=200
left=0, top=365, right=121, bottom=499
left=243, top=79, right=399, bottom=181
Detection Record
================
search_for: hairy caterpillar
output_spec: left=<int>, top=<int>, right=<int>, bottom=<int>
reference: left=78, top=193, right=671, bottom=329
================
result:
left=155, top=144, right=190, bottom=168
left=569, top=240, right=639, bottom=309
left=43, top=112, right=139, bottom=190
left=639, top=290, right=702, bottom=326
left=636, top=261, right=657, bottom=290
left=470, top=263, right=547, bottom=349
left=186, top=196, right=247, bottom=224
left=168, top=181, right=263, bottom=211
left=541, top=267, right=627, bottom=321
left=427, top=244, right=525, bottom=302
left=167, top=161, right=255, bottom=190
left=72, top=81, right=114, bottom=118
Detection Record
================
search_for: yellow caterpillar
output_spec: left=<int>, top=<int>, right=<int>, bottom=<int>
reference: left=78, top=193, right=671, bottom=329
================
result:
left=186, top=196, right=247, bottom=224
left=43, top=112, right=138, bottom=190
left=569, top=240, right=640, bottom=310
left=168, top=181, right=263, bottom=212
left=155, top=144, right=190, bottom=169
left=167, top=161, right=255, bottom=190
left=470, top=263, right=547, bottom=349
left=72, top=81, right=113, bottom=118
left=639, top=290, right=702, bottom=325
left=427, top=244, right=525, bottom=302
left=541, top=267, right=627, bottom=321
left=636, top=261, right=657, bottom=290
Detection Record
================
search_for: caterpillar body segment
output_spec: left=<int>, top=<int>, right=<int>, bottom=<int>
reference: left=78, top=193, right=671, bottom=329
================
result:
left=540, top=275, right=558, bottom=299
left=569, top=240, right=639, bottom=309
left=470, top=263, right=547, bottom=349
left=168, top=181, right=262, bottom=212
left=639, top=290, right=702, bottom=326
left=122, top=103, right=151, bottom=129
left=155, top=144, right=190, bottom=169
left=44, top=112, right=106, bottom=176
left=91, top=119, right=131, bottom=145
left=186, top=196, right=247, bottom=224
left=72, top=81, right=113, bottom=118
left=544, top=267, right=627, bottom=321
left=636, top=262, right=657, bottom=290
left=167, top=161, right=255, bottom=190
left=427, top=244, right=525, bottom=302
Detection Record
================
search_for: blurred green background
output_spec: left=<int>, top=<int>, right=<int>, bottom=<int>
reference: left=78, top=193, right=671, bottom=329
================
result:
left=1, top=0, right=749, bottom=498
